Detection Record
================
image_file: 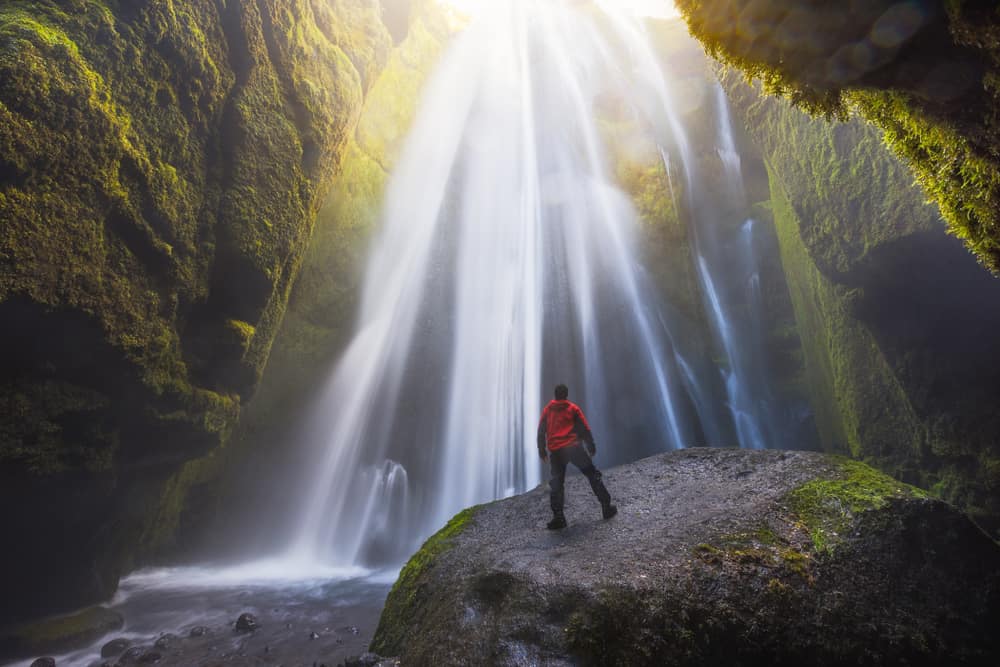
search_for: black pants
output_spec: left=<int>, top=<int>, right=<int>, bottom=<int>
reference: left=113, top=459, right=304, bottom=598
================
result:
left=549, top=444, right=611, bottom=516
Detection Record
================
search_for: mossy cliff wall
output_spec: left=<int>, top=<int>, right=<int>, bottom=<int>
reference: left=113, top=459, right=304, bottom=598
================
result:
left=196, top=2, right=456, bottom=555
left=721, top=74, right=1000, bottom=535
left=0, top=0, right=399, bottom=624
left=675, top=0, right=1000, bottom=274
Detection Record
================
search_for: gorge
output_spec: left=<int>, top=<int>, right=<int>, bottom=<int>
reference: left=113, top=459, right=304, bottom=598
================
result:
left=2, top=0, right=1000, bottom=665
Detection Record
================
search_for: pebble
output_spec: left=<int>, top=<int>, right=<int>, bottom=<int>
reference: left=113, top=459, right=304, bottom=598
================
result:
left=101, top=637, right=132, bottom=657
left=235, top=612, right=259, bottom=632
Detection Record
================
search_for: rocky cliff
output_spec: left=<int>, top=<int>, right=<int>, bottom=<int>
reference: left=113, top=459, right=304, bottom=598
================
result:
left=675, top=0, right=1000, bottom=274
left=717, top=66, right=1000, bottom=534
left=0, top=0, right=400, bottom=624
left=192, top=0, right=457, bottom=559
left=371, top=448, right=1000, bottom=666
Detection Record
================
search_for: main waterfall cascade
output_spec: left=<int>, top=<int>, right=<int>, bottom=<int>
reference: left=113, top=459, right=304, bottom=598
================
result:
left=282, top=0, right=793, bottom=569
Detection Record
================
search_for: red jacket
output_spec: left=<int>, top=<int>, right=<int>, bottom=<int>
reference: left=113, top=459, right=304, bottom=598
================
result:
left=537, top=400, right=595, bottom=453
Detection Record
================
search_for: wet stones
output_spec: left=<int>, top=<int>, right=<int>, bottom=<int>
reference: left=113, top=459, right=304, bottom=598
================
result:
left=100, top=638, right=131, bottom=657
left=235, top=612, right=259, bottom=633
left=188, top=625, right=209, bottom=638
left=29, top=658, right=55, bottom=667
left=343, top=653, right=397, bottom=667
left=116, top=646, right=146, bottom=664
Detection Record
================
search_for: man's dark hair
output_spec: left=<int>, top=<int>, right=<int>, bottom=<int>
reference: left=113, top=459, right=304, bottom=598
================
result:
left=554, top=384, right=569, bottom=400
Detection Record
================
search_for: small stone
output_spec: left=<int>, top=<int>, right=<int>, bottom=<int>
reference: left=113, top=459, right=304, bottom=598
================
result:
left=309, top=631, right=320, bottom=640
left=138, top=651, right=162, bottom=664
left=116, top=646, right=145, bottom=665
left=153, top=633, right=177, bottom=650
left=29, top=659, right=55, bottom=667
left=189, top=625, right=209, bottom=637
left=101, top=637, right=132, bottom=658
left=343, top=654, right=382, bottom=667
left=235, top=612, right=259, bottom=633
left=347, top=625, right=359, bottom=635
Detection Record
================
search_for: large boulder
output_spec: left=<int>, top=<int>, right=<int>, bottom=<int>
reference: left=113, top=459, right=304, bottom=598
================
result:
left=371, top=448, right=1000, bottom=666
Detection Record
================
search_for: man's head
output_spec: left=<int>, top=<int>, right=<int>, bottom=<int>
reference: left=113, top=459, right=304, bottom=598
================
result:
left=554, top=384, right=569, bottom=400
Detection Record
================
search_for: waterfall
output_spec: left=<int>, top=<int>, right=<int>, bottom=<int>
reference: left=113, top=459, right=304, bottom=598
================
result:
left=279, top=0, right=785, bottom=570
left=679, top=83, right=783, bottom=451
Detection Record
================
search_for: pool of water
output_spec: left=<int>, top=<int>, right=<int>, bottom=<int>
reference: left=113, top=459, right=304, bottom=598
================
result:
left=9, top=560, right=398, bottom=666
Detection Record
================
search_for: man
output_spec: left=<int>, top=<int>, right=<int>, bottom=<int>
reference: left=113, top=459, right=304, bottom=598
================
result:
left=537, top=384, right=617, bottom=530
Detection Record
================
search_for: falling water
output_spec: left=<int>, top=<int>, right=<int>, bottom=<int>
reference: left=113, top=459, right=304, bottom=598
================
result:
left=279, top=0, right=716, bottom=569
left=680, top=83, right=782, bottom=450
left=279, top=0, right=793, bottom=570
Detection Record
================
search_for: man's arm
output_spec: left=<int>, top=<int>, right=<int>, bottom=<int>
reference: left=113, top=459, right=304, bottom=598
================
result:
left=537, top=411, right=548, bottom=460
left=574, top=406, right=596, bottom=455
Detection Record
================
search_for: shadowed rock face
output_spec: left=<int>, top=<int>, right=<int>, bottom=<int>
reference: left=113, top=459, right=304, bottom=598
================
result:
left=372, top=448, right=1000, bottom=666
left=717, top=72, right=1000, bottom=536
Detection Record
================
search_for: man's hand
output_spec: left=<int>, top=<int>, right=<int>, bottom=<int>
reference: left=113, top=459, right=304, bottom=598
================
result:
left=586, top=442, right=596, bottom=457
left=539, top=450, right=548, bottom=463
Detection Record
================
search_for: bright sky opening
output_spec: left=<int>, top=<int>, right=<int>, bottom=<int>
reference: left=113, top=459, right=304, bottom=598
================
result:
left=437, top=0, right=681, bottom=19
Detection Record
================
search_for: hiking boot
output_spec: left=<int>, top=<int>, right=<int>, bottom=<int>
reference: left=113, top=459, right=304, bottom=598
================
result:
left=547, top=515, right=567, bottom=530
left=602, top=503, right=618, bottom=520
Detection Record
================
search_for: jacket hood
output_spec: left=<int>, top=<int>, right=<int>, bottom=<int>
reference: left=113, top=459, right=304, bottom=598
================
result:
left=547, top=399, right=571, bottom=410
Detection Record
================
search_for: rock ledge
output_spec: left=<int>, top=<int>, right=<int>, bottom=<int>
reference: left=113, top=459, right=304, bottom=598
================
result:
left=372, top=448, right=1000, bottom=666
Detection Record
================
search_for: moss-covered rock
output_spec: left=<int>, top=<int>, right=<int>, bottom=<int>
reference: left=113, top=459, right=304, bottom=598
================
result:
left=0, top=605, right=122, bottom=661
left=195, top=2, right=456, bottom=554
left=0, top=0, right=395, bottom=624
left=370, top=448, right=1000, bottom=665
left=370, top=505, right=480, bottom=657
left=674, top=0, right=1000, bottom=273
left=718, top=72, right=1000, bottom=536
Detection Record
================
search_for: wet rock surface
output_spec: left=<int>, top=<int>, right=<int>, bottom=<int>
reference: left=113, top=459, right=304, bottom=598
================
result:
left=234, top=614, right=259, bottom=634
left=372, top=448, right=1000, bottom=666
left=12, top=576, right=392, bottom=667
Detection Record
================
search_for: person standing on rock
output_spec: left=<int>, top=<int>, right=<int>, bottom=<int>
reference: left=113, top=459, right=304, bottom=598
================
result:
left=537, top=384, right=617, bottom=530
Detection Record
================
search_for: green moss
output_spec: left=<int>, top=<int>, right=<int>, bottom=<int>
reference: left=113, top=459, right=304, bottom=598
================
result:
left=228, top=1, right=456, bottom=514
left=0, top=605, right=122, bottom=657
left=370, top=505, right=480, bottom=655
left=225, top=318, right=256, bottom=346
left=787, top=458, right=927, bottom=554
left=0, top=0, right=398, bottom=619
left=675, top=0, right=1000, bottom=273
left=851, top=88, right=1000, bottom=272
left=694, top=522, right=814, bottom=581
left=767, top=170, right=927, bottom=459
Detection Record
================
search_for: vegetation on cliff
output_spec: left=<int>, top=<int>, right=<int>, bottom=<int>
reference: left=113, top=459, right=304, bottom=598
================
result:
left=204, top=2, right=456, bottom=554
left=718, top=72, right=1000, bottom=535
left=675, top=0, right=1000, bottom=274
left=0, top=0, right=393, bottom=623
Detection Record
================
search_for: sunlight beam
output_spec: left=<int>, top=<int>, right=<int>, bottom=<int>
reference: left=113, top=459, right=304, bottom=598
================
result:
left=436, top=0, right=680, bottom=19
